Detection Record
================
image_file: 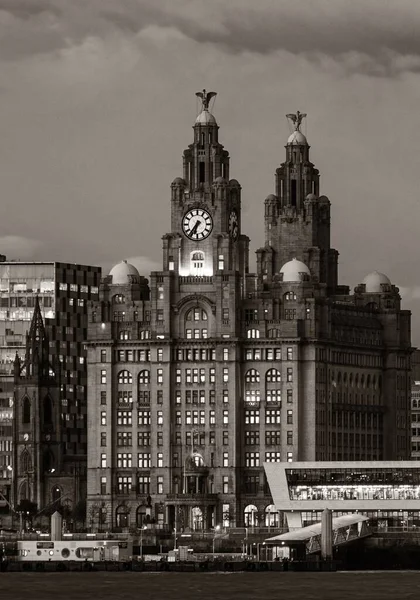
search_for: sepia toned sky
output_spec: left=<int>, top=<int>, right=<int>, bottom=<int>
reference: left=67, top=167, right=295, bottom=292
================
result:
left=1, top=1, right=420, bottom=341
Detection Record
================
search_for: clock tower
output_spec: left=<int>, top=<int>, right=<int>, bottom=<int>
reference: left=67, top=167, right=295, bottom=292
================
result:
left=162, top=90, right=249, bottom=278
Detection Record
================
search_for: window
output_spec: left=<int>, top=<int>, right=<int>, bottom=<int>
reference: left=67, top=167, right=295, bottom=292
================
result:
left=245, top=430, right=260, bottom=445
left=245, top=452, right=260, bottom=467
left=287, top=452, right=293, bottom=462
left=100, top=391, right=107, bottom=405
left=266, top=369, right=281, bottom=383
left=117, top=411, right=132, bottom=426
left=265, top=451, right=281, bottom=462
left=223, top=476, right=229, bottom=494
left=101, top=411, right=107, bottom=426
left=157, top=369, right=163, bottom=384
left=157, top=431, right=163, bottom=446
left=287, top=410, right=293, bottom=424
left=266, top=409, right=281, bottom=424
left=138, top=431, right=150, bottom=446
left=245, top=309, right=258, bottom=322
left=223, top=431, right=229, bottom=445
left=223, top=410, right=229, bottom=425
left=284, top=308, right=296, bottom=320
left=223, top=368, right=229, bottom=382
left=218, top=254, right=224, bottom=270
left=157, top=452, right=163, bottom=467
left=138, top=453, right=151, bottom=468
left=287, top=347, right=293, bottom=360
left=157, top=411, right=163, bottom=425
left=287, top=431, right=293, bottom=445
left=157, top=476, right=164, bottom=494
left=245, top=409, right=259, bottom=424
left=176, top=369, right=181, bottom=384
left=118, top=370, right=132, bottom=385
left=117, top=453, right=132, bottom=468
left=210, top=410, right=216, bottom=425
left=247, top=329, right=260, bottom=339
left=157, top=309, right=164, bottom=321
left=285, top=292, right=297, bottom=301
left=117, top=432, right=132, bottom=446
left=223, top=390, right=229, bottom=404
left=117, top=476, right=132, bottom=494
left=100, top=476, right=107, bottom=495
left=157, top=390, right=163, bottom=404
left=101, top=350, right=107, bottom=362
left=138, top=475, right=150, bottom=494
left=245, top=390, right=261, bottom=403
left=138, top=411, right=151, bottom=426
left=139, top=370, right=150, bottom=385
left=266, top=431, right=281, bottom=446
left=287, top=389, right=293, bottom=403
left=209, top=431, right=215, bottom=445
left=223, top=452, right=229, bottom=467
left=222, top=308, right=229, bottom=320
left=223, top=348, right=229, bottom=361
left=100, top=370, right=107, bottom=384
left=100, top=432, right=107, bottom=446
left=101, top=453, right=107, bottom=468
left=245, top=369, right=260, bottom=383
left=210, top=368, right=216, bottom=383
left=191, top=251, right=205, bottom=273
left=266, top=389, right=281, bottom=403
left=119, top=330, right=130, bottom=340
left=286, top=368, right=293, bottom=382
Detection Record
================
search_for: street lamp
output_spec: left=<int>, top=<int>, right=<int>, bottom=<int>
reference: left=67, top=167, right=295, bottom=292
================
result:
left=212, top=525, right=220, bottom=558
left=139, top=525, right=147, bottom=559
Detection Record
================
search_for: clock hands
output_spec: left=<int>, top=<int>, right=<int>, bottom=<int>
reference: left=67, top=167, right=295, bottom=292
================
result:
left=190, top=220, right=201, bottom=236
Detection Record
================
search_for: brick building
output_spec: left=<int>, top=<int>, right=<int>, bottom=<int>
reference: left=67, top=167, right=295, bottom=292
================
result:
left=86, top=93, right=412, bottom=532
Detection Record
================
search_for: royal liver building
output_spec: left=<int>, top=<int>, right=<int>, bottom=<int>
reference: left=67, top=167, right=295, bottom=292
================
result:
left=86, top=92, right=411, bottom=532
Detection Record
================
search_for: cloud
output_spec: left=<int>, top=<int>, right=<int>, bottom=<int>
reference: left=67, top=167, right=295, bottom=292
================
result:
left=2, top=1, right=420, bottom=75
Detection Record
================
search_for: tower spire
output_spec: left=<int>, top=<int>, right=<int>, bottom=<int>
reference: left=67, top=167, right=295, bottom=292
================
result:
left=23, top=296, right=50, bottom=378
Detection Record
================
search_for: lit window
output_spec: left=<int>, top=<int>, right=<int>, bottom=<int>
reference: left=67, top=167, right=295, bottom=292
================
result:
left=100, top=453, right=107, bottom=468
left=100, top=370, right=107, bottom=384
left=223, top=452, right=229, bottom=467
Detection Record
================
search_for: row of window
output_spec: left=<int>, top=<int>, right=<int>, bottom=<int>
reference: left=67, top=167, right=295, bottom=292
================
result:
left=59, top=283, right=98, bottom=294
left=113, top=430, right=286, bottom=447
left=111, top=347, right=292, bottom=363
left=100, top=449, right=285, bottom=471
left=100, top=408, right=286, bottom=427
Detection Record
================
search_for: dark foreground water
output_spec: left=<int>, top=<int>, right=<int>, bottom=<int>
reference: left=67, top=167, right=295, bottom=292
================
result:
left=3, top=572, right=420, bottom=600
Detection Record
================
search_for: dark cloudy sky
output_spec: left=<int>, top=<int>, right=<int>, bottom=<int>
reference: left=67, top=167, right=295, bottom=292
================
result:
left=2, top=0, right=420, bottom=340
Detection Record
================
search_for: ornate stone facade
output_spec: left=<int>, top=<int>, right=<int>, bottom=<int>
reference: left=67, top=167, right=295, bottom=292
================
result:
left=86, top=94, right=412, bottom=532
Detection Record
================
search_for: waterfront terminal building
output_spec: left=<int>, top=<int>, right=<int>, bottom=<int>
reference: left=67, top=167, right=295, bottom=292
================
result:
left=85, top=92, right=412, bottom=532
left=265, top=461, right=420, bottom=530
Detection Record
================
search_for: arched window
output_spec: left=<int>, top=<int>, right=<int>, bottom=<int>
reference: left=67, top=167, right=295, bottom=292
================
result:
left=119, top=330, right=130, bottom=340
left=192, top=506, right=203, bottom=530
left=43, top=396, right=53, bottom=425
left=191, top=251, right=205, bottom=273
left=245, top=369, right=260, bottom=383
left=186, top=307, right=208, bottom=322
left=20, top=450, right=32, bottom=473
left=118, top=370, right=132, bottom=385
left=140, top=330, right=151, bottom=340
left=115, top=505, right=130, bottom=529
left=265, top=504, right=279, bottom=527
left=22, top=396, right=30, bottom=424
left=138, top=370, right=150, bottom=385
left=244, top=504, right=258, bottom=527
left=247, top=329, right=260, bottom=339
left=284, top=292, right=297, bottom=301
left=267, top=328, right=281, bottom=339
left=266, top=369, right=281, bottom=383
left=113, top=294, right=126, bottom=304
left=136, top=505, right=148, bottom=527
left=192, top=453, right=205, bottom=467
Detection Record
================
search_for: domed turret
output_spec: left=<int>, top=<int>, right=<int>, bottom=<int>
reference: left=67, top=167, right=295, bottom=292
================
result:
left=195, top=110, right=217, bottom=125
left=305, top=193, right=318, bottom=201
left=265, top=194, right=278, bottom=203
left=287, top=130, right=308, bottom=145
left=229, top=179, right=241, bottom=187
left=362, top=271, right=391, bottom=293
left=171, top=177, right=186, bottom=186
left=213, top=176, right=227, bottom=185
left=109, top=260, right=140, bottom=285
left=280, top=258, right=311, bottom=283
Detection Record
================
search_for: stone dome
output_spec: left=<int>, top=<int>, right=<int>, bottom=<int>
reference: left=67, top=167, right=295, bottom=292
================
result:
left=109, top=260, right=140, bottom=285
left=287, top=130, right=308, bottom=145
left=171, top=177, right=186, bottom=186
left=265, top=194, right=278, bottom=202
left=229, top=179, right=241, bottom=187
left=213, top=176, right=227, bottom=184
left=195, top=110, right=217, bottom=125
left=280, top=258, right=311, bottom=283
left=362, top=271, right=391, bottom=293
left=305, top=193, right=318, bottom=201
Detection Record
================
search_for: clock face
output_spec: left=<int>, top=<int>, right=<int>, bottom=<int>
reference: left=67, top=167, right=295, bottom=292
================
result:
left=228, top=210, right=239, bottom=240
left=182, top=209, right=213, bottom=241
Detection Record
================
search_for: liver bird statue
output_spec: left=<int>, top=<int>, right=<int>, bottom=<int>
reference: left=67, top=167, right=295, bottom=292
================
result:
left=196, top=89, right=217, bottom=111
left=286, top=110, right=307, bottom=131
